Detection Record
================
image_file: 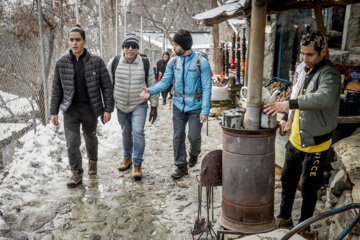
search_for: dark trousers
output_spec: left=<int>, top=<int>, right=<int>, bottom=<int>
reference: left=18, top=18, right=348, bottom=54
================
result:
left=64, top=103, right=98, bottom=173
left=279, top=141, right=328, bottom=222
left=173, top=106, right=202, bottom=167
left=161, top=85, right=172, bottom=100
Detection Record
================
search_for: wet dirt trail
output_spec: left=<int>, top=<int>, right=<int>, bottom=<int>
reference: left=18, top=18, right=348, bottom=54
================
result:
left=0, top=102, right=317, bottom=240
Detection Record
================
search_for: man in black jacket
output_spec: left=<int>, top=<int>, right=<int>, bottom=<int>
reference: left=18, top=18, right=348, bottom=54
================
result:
left=156, top=52, right=171, bottom=105
left=50, top=25, right=114, bottom=188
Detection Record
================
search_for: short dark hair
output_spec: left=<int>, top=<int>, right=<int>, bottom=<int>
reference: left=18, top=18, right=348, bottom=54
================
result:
left=69, top=24, right=86, bottom=40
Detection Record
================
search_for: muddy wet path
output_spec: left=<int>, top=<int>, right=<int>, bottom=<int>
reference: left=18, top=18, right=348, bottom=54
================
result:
left=0, top=103, right=225, bottom=240
left=0, top=102, right=321, bottom=240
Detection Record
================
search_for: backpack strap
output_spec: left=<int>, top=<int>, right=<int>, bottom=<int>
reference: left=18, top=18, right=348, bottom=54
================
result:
left=112, top=54, right=150, bottom=87
left=172, top=56, right=179, bottom=73
left=140, top=55, right=150, bottom=87
left=196, top=53, right=202, bottom=82
left=111, top=55, right=121, bottom=85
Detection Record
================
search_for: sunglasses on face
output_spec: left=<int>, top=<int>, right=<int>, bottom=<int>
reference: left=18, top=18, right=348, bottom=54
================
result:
left=124, top=44, right=138, bottom=49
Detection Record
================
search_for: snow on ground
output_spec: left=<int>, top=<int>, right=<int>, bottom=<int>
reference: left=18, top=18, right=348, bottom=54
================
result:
left=0, top=103, right=326, bottom=239
left=0, top=90, right=35, bottom=119
left=0, top=123, right=30, bottom=141
left=0, top=103, right=224, bottom=239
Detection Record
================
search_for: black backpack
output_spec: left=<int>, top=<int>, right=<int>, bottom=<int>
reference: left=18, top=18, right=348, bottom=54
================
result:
left=111, top=53, right=150, bottom=86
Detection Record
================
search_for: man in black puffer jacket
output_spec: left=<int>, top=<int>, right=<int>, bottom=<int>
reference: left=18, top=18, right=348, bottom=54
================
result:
left=50, top=25, right=114, bottom=188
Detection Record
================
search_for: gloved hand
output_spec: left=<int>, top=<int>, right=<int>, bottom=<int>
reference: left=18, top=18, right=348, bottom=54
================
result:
left=149, top=106, right=157, bottom=124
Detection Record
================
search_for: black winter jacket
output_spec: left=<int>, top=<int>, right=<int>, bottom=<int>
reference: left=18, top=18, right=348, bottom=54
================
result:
left=50, top=49, right=114, bottom=117
left=156, top=59, right=169, bottom=81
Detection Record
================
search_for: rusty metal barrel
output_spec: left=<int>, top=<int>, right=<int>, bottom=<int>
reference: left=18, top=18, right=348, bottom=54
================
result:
left=219, top=126, right=276, bottom=234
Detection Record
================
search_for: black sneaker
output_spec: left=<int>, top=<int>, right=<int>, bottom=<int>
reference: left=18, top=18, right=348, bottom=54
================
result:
left=171, top=166, right=188, bottom=179
left=188, top=155, right=198, bottom=168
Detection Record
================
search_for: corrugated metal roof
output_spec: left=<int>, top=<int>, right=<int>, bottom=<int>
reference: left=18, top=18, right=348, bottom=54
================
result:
left=193, top=0, right=248, bottom=20
left=193, top=0, right=358, bottom=26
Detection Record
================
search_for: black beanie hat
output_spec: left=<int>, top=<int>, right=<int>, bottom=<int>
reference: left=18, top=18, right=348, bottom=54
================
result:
left=172, top=30, right=193, bottom=51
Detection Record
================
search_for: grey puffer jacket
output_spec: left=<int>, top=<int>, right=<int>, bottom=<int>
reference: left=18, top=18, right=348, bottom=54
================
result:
left=107, top=53, right=159, bottom=113
left=50, top=49, right=114, bottom=117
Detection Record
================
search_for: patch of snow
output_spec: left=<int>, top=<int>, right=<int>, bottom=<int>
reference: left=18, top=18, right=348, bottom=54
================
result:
left=0, top=123, right=29, bottom=141
left=0, top=90, right=36, bottom=119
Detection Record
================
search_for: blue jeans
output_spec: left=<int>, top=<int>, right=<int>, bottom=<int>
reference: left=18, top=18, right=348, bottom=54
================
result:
left=117, top=103, right=147, bottom=166
left=173, top=106, right=202, bottom=167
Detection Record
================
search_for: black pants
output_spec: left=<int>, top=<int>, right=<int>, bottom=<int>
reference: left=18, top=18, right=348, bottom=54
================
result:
left=279, top=141, right=328, bottom=222
left=173, top=106, right=202, bottom=167
left=64, top=103, right=98, bottom=173
left=161, top=85, right=173, bottom=100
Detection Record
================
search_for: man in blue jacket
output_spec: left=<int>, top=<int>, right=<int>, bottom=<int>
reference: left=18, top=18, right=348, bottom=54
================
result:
left=141, top=29, right=212, bottom=179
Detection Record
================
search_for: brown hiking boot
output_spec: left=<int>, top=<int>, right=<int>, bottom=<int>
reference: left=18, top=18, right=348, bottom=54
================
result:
left=132, top=164, right=142, bottom=180
left=118, top=158, right=132, bottom=171
left=276, top=216, right=293, bottom=229
left=88, top=160, right=97, bottom=175
left=299, top=229, right=318, bottom=240
left=67, top=170, right=83, bottom=188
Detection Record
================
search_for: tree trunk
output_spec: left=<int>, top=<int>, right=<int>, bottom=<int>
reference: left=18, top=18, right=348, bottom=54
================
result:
left=211, top=0, right=220, bottom=74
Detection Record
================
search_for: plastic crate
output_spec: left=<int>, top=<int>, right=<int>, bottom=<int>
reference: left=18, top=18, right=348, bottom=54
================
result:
left=265, top=77, right=293, bottom=91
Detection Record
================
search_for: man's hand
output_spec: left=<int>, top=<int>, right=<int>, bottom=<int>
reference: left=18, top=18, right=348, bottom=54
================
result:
left=103, top=112, right=111, bottom=124
left=264, top=101, right=290, bottom=116
left=140, top=86, right=150, bottom=99
left=51, top=115, right=59, bottom=126
left=200, top=115, right=208, bottom=123
left=149, top=107, right=157, bottom=124
left=278, top=120, right=288, bottom=136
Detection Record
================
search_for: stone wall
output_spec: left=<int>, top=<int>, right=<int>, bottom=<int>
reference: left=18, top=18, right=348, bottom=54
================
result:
left=326, top=128, right=360, bottom=239
left=346, top=4, right=360, bottom=50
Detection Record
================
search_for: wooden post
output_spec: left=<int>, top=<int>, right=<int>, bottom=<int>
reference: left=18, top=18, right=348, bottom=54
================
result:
left=341, top=4, right=351, bottom=51
left=211, top=0, right=221, bottom=74
left=313, top=0, right=329, bottom=58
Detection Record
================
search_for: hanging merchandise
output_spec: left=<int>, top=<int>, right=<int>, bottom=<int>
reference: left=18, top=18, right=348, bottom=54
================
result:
left=236, top=32, right=241, bottom=85
left=225, top=43, right=229, bottom=77
left=290, top=25, right=299, bottom=82
left=241, top=28, right=246, bottom=83
left=230, top=33, right=236, bottom=70
left=220, top=41, right=224, bottom=80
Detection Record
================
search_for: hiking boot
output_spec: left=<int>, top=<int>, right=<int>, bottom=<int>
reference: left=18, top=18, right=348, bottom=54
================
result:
left=171, top=166, right=188, bottom=179
left=188, top=155, right=198, bottom=168
left=88, top=160, right=97, bottom=175
left=67, top=170, right=83, bottom=188
left=118, top=158, right=132, bottom=171
left=132, top=164, right=142, bottom=180
left=276, top=216, right=294, bottom=229
left=299, top=229, right=318, bottom=240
